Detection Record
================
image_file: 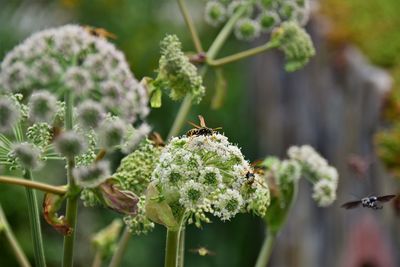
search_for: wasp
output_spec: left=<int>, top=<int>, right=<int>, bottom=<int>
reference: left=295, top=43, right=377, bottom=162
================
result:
left=189, top=247, right=215, bottom=256
left=341, top=195, right=396, bottom=210
left=186, top=115, right=221, bottom=137
left=84, top=26, right=117, bottom=40
left=149, top=132, right=165, bottom=147
left=244, top=170, right=268, bottom=189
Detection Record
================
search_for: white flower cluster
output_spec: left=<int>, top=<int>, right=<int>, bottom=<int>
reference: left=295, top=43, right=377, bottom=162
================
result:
left=203, top=0, right=310, bottom=41
left=0, top=24, right=149, bottom=123
left=288, top=145, right=338, bottom=206
left=0, top=25, right=150, bottom=173
left=150, top=133, right=270, bottom=225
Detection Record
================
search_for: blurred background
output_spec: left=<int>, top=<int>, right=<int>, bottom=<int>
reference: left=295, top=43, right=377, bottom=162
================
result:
left=0, top=0, right=399, bottom=266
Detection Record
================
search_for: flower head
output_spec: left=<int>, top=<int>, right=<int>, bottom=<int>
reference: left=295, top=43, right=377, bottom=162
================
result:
left=270, top=21, right=315, bottom=72
left=76, top=100, right=105, bottom=129
left=74, top=160, right=111, bottom=188
left=147, top=131, right=270, bottom=227
left=205, top=1, right=227, bottom=26
left=54, top=131, right=87, bottom=159
left=234, top=18, right=261, bottom=41
left=28, top=90, right=57, bottom=123
left=10, top=142, right=42, bottom=170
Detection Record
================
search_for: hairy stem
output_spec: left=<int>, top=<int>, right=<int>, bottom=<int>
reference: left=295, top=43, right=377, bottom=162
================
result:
left=165, top=228, right=180, bottom=267
left=62, top=91, right=79, bottom=267
left=208, top=42, right=277, bottom=67
left=0, top=204, right=32, bottom=267
left=0, top=176, right=67, bottom=195
left=24, top=171, right=47, bottom=267
left=254, top=230, right=276, bottom=267
left=177, top=0, right=203, bottom=53
left=108, top=227, right=131, bottom=267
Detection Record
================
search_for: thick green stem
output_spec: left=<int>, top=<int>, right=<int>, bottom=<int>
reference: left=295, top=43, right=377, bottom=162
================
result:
left=177, top=226, right=185, bottom=267
left=24, top=171, right=47, bottom=267
left=0, top=204, right=32, bottom=267
left=208, top=42, right=277, bottom=67
left=167, top=95, right=193, bottom=139
left=254, top=230, right=276, bottom=267
left=0, top=176, right=67, bottom=195
left=165, top=228, right=180, bottom=267
left=177, top=0, right=203, bottom=53
left=62, top=90, right=79, bottom=267
left=108, top=227, right=131, bottom=267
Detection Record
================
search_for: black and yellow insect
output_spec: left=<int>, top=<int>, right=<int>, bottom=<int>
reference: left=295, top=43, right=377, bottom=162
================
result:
left=186, top=115, right=221, bottom=137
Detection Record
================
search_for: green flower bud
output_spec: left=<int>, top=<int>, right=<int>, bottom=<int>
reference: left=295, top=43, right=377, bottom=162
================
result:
left=271, top=21, right=315, bottom=72
left=234, top=18, right=261, bottom=41
left=149, top=35, right=205, bottom=107
left=205, top=1, right=227, bottom=26
left=124, top=195, right=155, bottom=235
left=258, top=11, right=280, bottom=32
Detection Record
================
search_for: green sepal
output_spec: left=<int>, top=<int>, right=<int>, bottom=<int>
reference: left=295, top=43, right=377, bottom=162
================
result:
left=264, top=179, right=298, bottom=234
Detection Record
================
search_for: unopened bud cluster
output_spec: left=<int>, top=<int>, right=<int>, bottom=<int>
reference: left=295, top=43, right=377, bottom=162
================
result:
left=148, top=35, right=205, bottom=107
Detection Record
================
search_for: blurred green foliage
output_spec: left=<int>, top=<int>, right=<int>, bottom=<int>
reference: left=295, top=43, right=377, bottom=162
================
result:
left=0, top=0, right=263, bottom=266
left=321, top=0, right=400, bottom=179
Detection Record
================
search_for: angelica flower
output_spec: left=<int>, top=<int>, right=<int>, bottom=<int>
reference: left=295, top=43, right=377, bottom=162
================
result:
left=234, top=18, right=261, bottom=41
left=205, top=1, right=227, bottom=26
left=76, top=100, right=105, bottom=129
left=312, top=179, right=337, bottom=207
left=270, top=21, right=315, bottom=72
left=73, top=161, right=111, bottom=188
left=147, top=132, right=270, bottom=228
left=54, top=131, right=87, bottom=159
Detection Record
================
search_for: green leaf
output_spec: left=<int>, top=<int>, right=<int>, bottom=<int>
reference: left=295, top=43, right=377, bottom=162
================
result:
left=150, top=89, right=163, bottom=108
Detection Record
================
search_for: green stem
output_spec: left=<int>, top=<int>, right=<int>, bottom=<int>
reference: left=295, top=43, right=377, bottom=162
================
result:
left=62, top=90, right=79, bottom=267
left=0, top=175, right=67, bottom=195
left=206, top=4, right=249, bottom=59
left=167, top=5, right=247, bottom=138
left=165, top=228, right=180, bottom=267
left=177, top=226, right=185, bottom=267
left=0, top=204, right=32, bottom=267
left=91, top=251, right=102, bottom=267
left=108, top=227, right=131, bottom=267
left=254, top=230, right=276, bottom=267
left=24, top=171, right=47, bottom=267
left=177, top=0, right=203, bottom=53
left=208, top=42, right=277, bottom=67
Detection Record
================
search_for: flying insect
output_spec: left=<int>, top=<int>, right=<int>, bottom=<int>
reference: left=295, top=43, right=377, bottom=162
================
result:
left=341, top=195, right=396, bottom=210
left=84, top=26, right=117, bottom=39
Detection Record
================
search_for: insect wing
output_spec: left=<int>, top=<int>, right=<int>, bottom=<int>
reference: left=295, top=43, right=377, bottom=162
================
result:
left=341, top=200, right=361, bottom=209
left=377, top=195, right=396, bottom=202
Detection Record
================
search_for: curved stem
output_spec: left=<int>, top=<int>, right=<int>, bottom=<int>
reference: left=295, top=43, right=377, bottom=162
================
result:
left=165, top=228, right=180, bottom=267
left=0, top=176, right=67, bottom=195
left=177, top=0, right=203, bottom=53
left=254, top=230, right=276, bottom=267
left=208, top=42, right=277, bottom=67
left=62, top=90, right=79, bottom=267
left=24, top=171, right=47, bottom=267
left=0, top=204, right=32, bottom=267
left=167, top=95, right=193, bottom=139
left=108, top=227, right=131, bottom=267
